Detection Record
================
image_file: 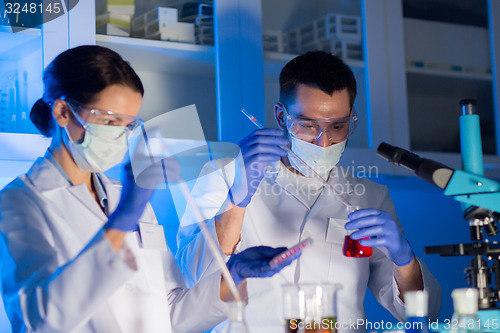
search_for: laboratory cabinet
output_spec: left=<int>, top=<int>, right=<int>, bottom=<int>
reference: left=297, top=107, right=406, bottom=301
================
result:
left=404, top=18, right=494, bottom=154
left=260, top=0, right=368, bottom=149
left=359, top=0, right=500, bottom=178
left=0, top=2, right=94, bottom=188
left=0, top=26, right=41, bottom=135
left=259, top=0, right=500, bottom=177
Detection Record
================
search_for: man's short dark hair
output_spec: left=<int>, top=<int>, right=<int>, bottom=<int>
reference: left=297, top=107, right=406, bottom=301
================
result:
left=279, top=51, right=357, bottom=109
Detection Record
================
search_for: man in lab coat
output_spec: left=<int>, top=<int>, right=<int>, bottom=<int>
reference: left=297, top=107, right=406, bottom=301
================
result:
left=176, top=51, right=442, bottom=332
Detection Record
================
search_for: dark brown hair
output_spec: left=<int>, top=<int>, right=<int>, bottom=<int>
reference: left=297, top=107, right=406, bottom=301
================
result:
left=279, top=51, right=357, bottom=109
left=30, top=45, right=144, bottom=137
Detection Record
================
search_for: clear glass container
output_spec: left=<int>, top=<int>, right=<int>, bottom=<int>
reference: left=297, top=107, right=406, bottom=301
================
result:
left=450, top=288, right=480, bottom=333
left=222, top=301, right=249, bottom=333
left=404, top=290, right=429, bottom=333
left=282, top=283, right=340, bottom=333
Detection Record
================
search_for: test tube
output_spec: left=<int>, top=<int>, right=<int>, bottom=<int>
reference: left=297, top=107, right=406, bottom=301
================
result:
left=270, top=238, right=314, bottom=268
left=241, top=109, right=354, bottom=210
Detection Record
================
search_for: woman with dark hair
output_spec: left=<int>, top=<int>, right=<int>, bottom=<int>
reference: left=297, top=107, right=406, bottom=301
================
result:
left=0, top=45, right=294, bottom=333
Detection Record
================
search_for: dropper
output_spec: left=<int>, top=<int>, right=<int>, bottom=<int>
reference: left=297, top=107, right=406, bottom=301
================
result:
left=241, top=109, right=353, bottom=209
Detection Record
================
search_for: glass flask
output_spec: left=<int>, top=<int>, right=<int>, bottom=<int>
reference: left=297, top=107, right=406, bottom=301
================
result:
left=343, top=205, right=372, bottom=258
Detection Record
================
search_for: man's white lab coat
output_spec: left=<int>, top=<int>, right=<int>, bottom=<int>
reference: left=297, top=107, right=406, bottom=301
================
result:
left=176, top=160, right=442, bottom=333
left=0, top=153, right=226, bottom=333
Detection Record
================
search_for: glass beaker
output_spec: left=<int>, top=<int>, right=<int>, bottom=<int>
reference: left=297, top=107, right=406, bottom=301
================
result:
left=282, top=283, right=340, bottom=333
left=450, top=288, right=480, bottom=333
left=222, top=301, right=249, bottom=333
left=343, top=205, right=372, bottom=258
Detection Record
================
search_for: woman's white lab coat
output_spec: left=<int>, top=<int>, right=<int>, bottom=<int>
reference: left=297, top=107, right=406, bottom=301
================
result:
left=0, top=152, right=226, bottom=333
left=176, top=160, right=442, bottom=333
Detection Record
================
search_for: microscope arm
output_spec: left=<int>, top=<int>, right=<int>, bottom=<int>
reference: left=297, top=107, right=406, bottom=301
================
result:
left=444, top=170, right=500, bottom=213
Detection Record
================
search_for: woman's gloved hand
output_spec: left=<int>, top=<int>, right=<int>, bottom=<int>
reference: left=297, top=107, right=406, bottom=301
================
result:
left=105, top=159, right=180, bottom=232
left=345, top=208, right=415, bottom=266
left=226, top=246, right=299, bottom=285
left=231, top=129, right=288, bottom=207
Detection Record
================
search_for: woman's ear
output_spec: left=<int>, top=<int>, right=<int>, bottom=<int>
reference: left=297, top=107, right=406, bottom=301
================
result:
left=274, top=103, right=286, bottom=129
left=52, top=99, right=71, bottom=127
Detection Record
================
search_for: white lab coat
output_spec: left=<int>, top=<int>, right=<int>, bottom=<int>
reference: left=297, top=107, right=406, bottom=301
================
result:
left=0, top=153, right=227, bottom=333
left=176, top=160, right=442, bottom=333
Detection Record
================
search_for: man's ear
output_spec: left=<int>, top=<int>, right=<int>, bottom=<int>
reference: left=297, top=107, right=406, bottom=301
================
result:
left=274, top=103, right=286, bottom=129
left=52, top=99, right=71, bottom=127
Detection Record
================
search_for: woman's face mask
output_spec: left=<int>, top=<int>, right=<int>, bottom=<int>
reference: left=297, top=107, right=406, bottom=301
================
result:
left=64, top=124, right=129, bottom=172
left=61, top=94, right=143, bottom=173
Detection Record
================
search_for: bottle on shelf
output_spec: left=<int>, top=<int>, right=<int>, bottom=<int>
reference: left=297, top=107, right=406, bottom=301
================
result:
left=222, top=301, right=249, bottom=333
left=0, top=71, right=18, bottom=133
left=404, top=290, right=430, bottom=333
left=450, top=288, right=480, bottom=333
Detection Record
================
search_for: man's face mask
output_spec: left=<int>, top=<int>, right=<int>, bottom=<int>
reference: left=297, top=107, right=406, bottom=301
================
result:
left=282, top=105, right=356, bottom=177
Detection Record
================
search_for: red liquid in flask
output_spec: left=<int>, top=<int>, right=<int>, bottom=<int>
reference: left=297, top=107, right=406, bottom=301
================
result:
left=342, top=235, right=372, bottom=258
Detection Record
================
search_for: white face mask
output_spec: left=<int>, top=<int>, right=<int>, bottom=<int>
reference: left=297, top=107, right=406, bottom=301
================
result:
left=64, top=124, right=129, bottom=172
left=287, top=136, right=346, bottom=178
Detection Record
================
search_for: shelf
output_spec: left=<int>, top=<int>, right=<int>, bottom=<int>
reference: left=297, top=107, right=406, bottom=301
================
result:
left=406, top=68, right=495, bottom=155
left=406, top=69, right=492, bottom=98
left=96, top=34, right=215, bottom=77
left=264, top=51, right=364, bottom=78
left=0, top=27, right=41, bottom=60
left=406, top=66, right=492, bottom=81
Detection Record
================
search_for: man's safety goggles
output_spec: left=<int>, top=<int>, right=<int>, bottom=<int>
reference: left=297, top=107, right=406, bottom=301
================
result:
left=283, top=106, right=357, bottom=143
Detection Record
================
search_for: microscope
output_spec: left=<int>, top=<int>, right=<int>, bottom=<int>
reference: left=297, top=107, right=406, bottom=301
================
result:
left=377, top=99, right=500, bottom=319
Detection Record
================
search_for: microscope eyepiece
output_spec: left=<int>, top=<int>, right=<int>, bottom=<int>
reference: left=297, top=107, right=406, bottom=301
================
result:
left=377, top=142, right=454, bottom=189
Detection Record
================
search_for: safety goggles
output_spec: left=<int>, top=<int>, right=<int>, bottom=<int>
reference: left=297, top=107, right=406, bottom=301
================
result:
left=63, top=97, right=144, bottom=141
left=283, top=106, right=357, bottom=143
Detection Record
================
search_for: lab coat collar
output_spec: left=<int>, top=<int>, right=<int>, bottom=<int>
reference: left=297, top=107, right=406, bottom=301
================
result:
left=271, top=162, right=311, bottom=209
left=26, top=151, right=73, bottom=192
left=96, top=173, right=122, bottom=215
left=311, top=164, right=356, bottom=217
left=26, top=152, right=122, bottom=221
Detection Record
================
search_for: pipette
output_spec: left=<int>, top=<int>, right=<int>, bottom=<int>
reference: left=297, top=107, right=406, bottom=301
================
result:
left=269, top=238, right=313, bottom=268
left=157, top=156, right=242, bottom=302
left=241, top=109, right=354, bottom=209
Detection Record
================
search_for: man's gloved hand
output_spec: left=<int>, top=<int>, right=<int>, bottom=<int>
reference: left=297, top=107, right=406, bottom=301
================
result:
left=105, top=159, right=180, bottom=232
left=231, top=129, right=288, bottom=207
left=345, top=208, right=415, bottom=266
left=226, top=246, right=298, bottom=286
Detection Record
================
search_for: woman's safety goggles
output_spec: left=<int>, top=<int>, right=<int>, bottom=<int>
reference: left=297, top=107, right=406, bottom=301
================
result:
left=283, top=106, right=357, bottom=143
left=63, top=97, right=144, bottom=141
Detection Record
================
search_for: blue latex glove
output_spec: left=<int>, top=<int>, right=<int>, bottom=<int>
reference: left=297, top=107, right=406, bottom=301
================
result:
left=226, top=246, right=299, bottom=285
left=231, top=129, right=289, bottom=207
left=345, top=208, right=415, bottom=266
left=105, top=159, right=180, bottom=232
